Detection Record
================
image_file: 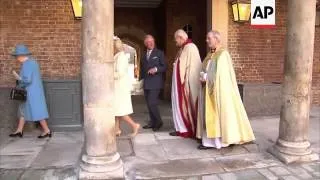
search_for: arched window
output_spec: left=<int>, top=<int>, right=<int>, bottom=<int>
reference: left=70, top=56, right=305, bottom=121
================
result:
left=183, top=24, right=192, bottom=39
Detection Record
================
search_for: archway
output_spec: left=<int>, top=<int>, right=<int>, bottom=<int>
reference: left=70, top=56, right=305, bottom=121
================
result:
left=115, top=26, right=147, bottom=96
left=122, top=42, right=143, bottom=95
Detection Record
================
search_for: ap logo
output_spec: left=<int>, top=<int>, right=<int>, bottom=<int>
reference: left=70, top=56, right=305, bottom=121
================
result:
left=251, top=0, right=276, bottom=28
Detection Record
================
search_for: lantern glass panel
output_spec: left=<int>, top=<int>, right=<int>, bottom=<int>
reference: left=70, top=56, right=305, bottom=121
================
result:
left=238, top=3, right=251, bottom=21
left=232, top=3, right=239, bottom=21
left=71, top=0, right=82, bottom=18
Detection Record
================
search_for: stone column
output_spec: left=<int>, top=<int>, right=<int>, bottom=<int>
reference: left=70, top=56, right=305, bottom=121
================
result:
left=268, top=0, right=319, bottom=164
left=79, top=0, right=123, bottom=179
left=207, top=0, right=229, bottom=47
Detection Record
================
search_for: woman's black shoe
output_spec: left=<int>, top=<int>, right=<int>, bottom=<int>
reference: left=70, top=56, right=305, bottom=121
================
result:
left=9, top=132, right=23, bottom=138
left=38, top=132, right=52, bottom=139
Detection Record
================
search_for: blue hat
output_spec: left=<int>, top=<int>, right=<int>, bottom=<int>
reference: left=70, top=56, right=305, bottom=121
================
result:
left=11, top=44, right=31, bottom=56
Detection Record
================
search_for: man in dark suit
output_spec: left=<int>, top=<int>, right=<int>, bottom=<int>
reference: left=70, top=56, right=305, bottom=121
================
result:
left=140, top=35, right=167, bottom=131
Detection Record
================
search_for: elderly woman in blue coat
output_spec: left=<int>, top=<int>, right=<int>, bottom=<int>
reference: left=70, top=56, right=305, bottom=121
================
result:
left=9, top=44, right=52, bottom=138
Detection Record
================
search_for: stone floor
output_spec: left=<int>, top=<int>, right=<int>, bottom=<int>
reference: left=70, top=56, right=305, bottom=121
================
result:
left=0, top=97, right=319, bottom=180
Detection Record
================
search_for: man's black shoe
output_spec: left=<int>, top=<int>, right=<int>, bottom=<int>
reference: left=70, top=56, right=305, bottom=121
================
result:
left=152, top=122, right=163, bottom=131
left=143, top=124, right=153, bottom=129
left=169, top=131, right=179, bottom=136
left=197, top=144, right=214, bottom=150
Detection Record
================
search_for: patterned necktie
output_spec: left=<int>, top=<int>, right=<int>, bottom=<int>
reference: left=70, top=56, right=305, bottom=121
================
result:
left=147, top=50, right=151, bottom=60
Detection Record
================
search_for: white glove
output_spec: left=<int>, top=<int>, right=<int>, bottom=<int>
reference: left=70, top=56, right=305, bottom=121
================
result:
left=12, top=70, right=22, bottom=80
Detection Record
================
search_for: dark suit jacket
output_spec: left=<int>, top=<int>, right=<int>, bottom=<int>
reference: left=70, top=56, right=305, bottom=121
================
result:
left=140, top=48, right=167, bottom=90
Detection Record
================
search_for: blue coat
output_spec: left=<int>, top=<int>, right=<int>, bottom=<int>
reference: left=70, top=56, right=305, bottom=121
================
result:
left=18, top=58, right=49, bottom=121
left=140, top=48, right=167, bottom=90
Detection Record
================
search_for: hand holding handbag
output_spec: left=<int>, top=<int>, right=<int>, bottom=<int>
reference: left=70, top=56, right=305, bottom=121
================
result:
left=10, top=87, right=27, bottom=101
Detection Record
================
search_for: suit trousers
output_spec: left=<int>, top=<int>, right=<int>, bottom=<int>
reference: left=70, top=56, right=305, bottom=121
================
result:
left=144, top=89, right=162, bottom=126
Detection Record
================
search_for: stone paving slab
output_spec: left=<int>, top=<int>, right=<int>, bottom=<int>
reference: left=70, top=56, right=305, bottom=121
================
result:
left=49, top=132, right=83, bottom=144
left=133, top=144, right=168, bottom=162
left=0, top=138, right=47, bottom=155
left=124, top=157, right=224, bottom=179
left=160, top=138, right=222, bottom=160
left=118, top=138, right=134, bottom=157
left=202, top=174, right=220, bottom=180
left=216, top=153, right=281, bottom=172
left=224, top=169, right=267, bottom=180
left=257, top=169, right=279, bottom=180
left=219, top=145, right=249, bottom=156
left=133, top=133, right=158, bottom=146
left=0, top=154, right=38, bottom=169
left=152, top=162, right=320, bottom=180
left=0, top=169, right=24, bottom=180
left=30, top=142, right=82, bottom=168
left=20, top=168, right=77, bottom=180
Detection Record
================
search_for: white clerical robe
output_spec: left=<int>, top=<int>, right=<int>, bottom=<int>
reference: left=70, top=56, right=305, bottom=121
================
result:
left=171, top=41, right=202, bottom=138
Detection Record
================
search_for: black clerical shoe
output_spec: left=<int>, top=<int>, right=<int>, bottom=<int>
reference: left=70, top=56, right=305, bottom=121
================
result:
left=9, top=132, right=23, bottom=138
left=152, top=122, right=163, bottom=132
left=143, top=124, right=153, bottom=129
left=169, top=131, right=179, bottom=136
left=38, top=131, right=52, bottom=139
left=197, top=144, right=214, bottom=150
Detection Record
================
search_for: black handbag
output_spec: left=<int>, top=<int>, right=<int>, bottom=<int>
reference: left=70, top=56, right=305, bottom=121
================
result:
left=10, top=87, right=27, bottom=101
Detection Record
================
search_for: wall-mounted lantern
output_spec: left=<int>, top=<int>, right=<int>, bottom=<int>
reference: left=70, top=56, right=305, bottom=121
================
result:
left=71, top=0, right=82, bottom=19
left=231, top=0, right=251, bottom=22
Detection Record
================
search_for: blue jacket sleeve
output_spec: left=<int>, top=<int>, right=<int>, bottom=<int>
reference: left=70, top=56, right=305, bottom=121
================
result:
left=19, top=61, right=33, bottom=88
left=156, top=51, right=167, bottom=73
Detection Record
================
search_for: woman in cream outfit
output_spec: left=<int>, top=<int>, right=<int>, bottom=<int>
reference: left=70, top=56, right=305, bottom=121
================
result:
left=114, top=36, right=140, bottom=137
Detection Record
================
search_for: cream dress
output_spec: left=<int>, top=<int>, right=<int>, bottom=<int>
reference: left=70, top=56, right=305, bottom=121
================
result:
left=114, top=51, right=133, bottom=116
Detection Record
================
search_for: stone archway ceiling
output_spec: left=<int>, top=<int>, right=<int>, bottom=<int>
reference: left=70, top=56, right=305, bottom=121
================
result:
left=115, top=0, right=163, bottom=8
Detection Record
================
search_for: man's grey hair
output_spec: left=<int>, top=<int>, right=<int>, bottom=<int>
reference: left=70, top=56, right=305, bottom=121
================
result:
left=208, top=30, right=221, bottom=43
left=144, top=34, right=155, bottom=42
left=174, top=29, right=188, bottom=40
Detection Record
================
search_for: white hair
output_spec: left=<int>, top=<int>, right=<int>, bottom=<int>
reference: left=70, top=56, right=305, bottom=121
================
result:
left=174, top=29, right=188, bottom=40
left=208, top=30, right=221, bottom=43
left=144, top=34, right=155, bottom=42
left=113, top=36, right=123, bottom=52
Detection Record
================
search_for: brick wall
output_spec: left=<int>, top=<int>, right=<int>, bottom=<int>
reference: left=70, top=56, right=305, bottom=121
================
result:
left=228, top=0, right=320, bottom=104
left=0, top=0, right=81, bottom=87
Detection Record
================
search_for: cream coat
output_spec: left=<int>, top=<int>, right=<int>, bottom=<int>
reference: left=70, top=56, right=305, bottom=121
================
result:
left=178, top=43, right=202, bottom=108
left=114, top=51, right=133, bottom=116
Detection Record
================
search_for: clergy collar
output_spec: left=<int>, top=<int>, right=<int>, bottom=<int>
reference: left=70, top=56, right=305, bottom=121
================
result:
left=182, top=39, right=192, bottom=47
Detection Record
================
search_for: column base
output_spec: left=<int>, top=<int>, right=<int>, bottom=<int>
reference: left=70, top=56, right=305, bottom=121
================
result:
left=268, top=139, right=319, bottom=164
left=79, top=152, right=124, bottom=180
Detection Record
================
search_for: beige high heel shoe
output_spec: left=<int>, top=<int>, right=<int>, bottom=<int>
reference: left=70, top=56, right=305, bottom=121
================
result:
left=130, top=123, right=140, bottom=137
